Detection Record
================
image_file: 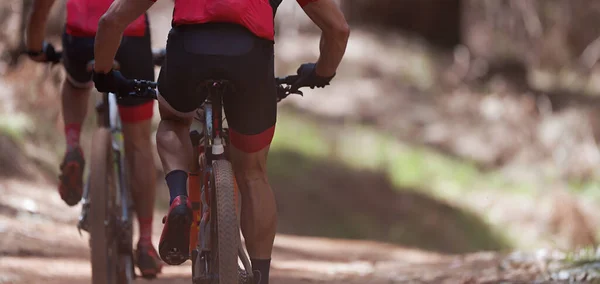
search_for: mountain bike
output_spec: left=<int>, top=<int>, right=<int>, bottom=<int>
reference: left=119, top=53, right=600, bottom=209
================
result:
left=28, top=49, right=136, bottom=283
left=75, top=59, right=141, bottom=284
left=29, top=48, right=158, bottom=284
left=126, top=53, right=303, bottom=284
left=77, top=57, right=165, bottom=283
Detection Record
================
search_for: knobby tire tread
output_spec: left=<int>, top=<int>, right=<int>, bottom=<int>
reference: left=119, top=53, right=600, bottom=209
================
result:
left=213, top=160, right=239, bottom=284
left=89, top=128, right=116, bottom=284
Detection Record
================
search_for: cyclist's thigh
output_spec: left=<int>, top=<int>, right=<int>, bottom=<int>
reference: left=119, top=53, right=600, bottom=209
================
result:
left=114, top=29, right=155, bottom=124
left=61, top=31, right=94, bottom=88
left=156, top=27, right=218, bottom=118
left=223, top=37, right=277, bottom=154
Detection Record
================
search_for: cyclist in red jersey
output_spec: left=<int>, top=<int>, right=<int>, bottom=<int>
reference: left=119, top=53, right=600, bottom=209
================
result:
left=92, top=0, right=349, bottom=283
left=26, top=0, right=162, bottom=278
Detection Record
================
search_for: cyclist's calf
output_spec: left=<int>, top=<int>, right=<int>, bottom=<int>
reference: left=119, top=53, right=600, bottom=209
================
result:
left=121, top=120, right=157, bottom=230
left=156, top=105, right=194, bottom=174
left=230, top=146, right=277, bottom=259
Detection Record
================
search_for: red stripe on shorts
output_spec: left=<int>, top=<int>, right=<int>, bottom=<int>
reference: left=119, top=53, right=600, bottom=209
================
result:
left=118, top=101, right=154, bottom=123
left=229, top=126, right=275, bottom=153
left=297, top=0, right=319, bottom=7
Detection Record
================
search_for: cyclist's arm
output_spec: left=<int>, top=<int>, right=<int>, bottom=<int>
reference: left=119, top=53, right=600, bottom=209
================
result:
left=26, top=0, right=56, bottom=53
left=93, top=0, right=155, bottom=73
left=300, top=0, right=350, bottom=77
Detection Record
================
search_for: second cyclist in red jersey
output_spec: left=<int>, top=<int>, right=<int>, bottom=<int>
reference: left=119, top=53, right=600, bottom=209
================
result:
left=26, top=0, right=162, bottom=278
left=66, top=0, right=147, bottom=36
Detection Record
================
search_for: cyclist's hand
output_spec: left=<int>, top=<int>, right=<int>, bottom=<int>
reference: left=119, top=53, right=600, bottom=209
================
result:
left=291, top=63, right=335, bottom=90
left=92, top=69, right=134, bottom=95
left=27, top=42, right=60, bottom=63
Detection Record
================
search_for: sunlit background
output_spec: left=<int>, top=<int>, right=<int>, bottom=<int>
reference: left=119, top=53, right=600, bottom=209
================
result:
left=2, top=0, right=600, bottom=282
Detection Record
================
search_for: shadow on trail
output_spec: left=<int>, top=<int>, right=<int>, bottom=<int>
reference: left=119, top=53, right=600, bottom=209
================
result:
left=268, top=150, right=510, bottom=254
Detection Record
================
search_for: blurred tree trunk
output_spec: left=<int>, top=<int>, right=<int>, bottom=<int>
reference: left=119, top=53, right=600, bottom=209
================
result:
left=457, top=0, right=600, bottom=100
left=0, top=0, right=32, bottom=66
left=341, top=0, right=462, bottom=49
left=463, top=0, right=600, bottom=70
left=339, top=0, right=600, bottom=87
left=0, top=0, right=65, bottom=68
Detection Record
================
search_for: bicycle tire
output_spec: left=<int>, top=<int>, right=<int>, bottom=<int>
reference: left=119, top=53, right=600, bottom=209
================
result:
left=89, top=128, right=118, bottom=284
left=114, top=150, right=134, bottom=284
left=212, top=160, right=239, bottom=284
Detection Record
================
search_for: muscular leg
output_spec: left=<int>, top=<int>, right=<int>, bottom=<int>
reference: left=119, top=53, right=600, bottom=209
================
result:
left=230, top=145, right=277, bottom=283
left=156, top=105, right=193, bottom=176
left=121, top=117, right=163, bottom=276
left=58, top=79, right=91, bottom=206
left=155, top=104, right=195, bottom=265
left=61, top=79, right=90, bottom=143
left=121, top=119, right=156, bottom=245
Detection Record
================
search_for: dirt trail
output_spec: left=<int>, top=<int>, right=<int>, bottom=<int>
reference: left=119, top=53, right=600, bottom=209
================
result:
left=0, top=179, right=545, bottom=284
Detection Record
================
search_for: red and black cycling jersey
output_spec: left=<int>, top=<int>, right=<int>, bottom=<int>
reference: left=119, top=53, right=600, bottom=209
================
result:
left=66, top=0, right=148, bottom=37
left=152, top=0, right=319, bottom=41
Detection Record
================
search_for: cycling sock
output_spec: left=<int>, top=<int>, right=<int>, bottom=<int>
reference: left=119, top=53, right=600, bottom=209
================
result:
left=165, top=170, right=188, bottom=204
left=251, top=258, right=271, bottom=284
left=65, top=123, right=82, bottom=151
left=138, top=216, right=153, bottom=246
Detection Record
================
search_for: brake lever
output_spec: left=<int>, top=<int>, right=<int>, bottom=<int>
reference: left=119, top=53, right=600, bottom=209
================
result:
left=290, top=88, right=303, bottom=96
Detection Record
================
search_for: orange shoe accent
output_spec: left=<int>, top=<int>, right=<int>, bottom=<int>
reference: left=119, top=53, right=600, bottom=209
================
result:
left=234, top=177, right=240, bottom=217
left=188, top=172, right=201, bottom=251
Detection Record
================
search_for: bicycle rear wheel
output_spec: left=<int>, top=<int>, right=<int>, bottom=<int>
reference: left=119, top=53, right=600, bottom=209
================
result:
left=212, top=160, right=239, bottom=284
left=89, top=128, right=118, bottom=284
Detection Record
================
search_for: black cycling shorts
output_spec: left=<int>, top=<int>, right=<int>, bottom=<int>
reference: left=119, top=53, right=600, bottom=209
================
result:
left=61, top=20, right=155, bottom=123
left=157, top=23, right=277, bottom=153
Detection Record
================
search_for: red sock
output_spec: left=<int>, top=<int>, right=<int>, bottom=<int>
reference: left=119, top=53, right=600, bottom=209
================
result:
left=65, top=123, right=82, bottom=150
left=138, top=217, right=153, bottom=246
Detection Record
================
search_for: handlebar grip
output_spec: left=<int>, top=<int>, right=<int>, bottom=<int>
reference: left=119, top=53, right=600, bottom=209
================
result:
left=276, top=75, right=299, bottom=85
left=132, top=79, right=157, bottom=89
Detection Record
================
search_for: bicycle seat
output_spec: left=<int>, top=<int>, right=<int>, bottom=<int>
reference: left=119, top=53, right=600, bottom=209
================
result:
left=85, top=60, right=121, bottom=72
left=203, top=79, right=231, bottom=87
left=199, top=79, right=236, bottom=94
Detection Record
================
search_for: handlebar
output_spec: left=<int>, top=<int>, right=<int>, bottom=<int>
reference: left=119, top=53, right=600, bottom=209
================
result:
left=275, top=75, right=299, bottom=85
left=275, top=75, right=303, bottom=101
left=126, top=79, right=158, bottom=100
left=35, top=47, right=306, bottom=101
left=22, top=50, right=62, bottom=64
left=126, top=75, right=305, bottom=102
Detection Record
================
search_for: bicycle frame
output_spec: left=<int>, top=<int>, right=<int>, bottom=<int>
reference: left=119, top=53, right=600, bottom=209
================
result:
left=189, top=81, right=252, bottom=284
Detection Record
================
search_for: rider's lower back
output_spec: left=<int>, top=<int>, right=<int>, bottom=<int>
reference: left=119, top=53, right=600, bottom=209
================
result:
left=157, top=22, right=277, bottom=151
